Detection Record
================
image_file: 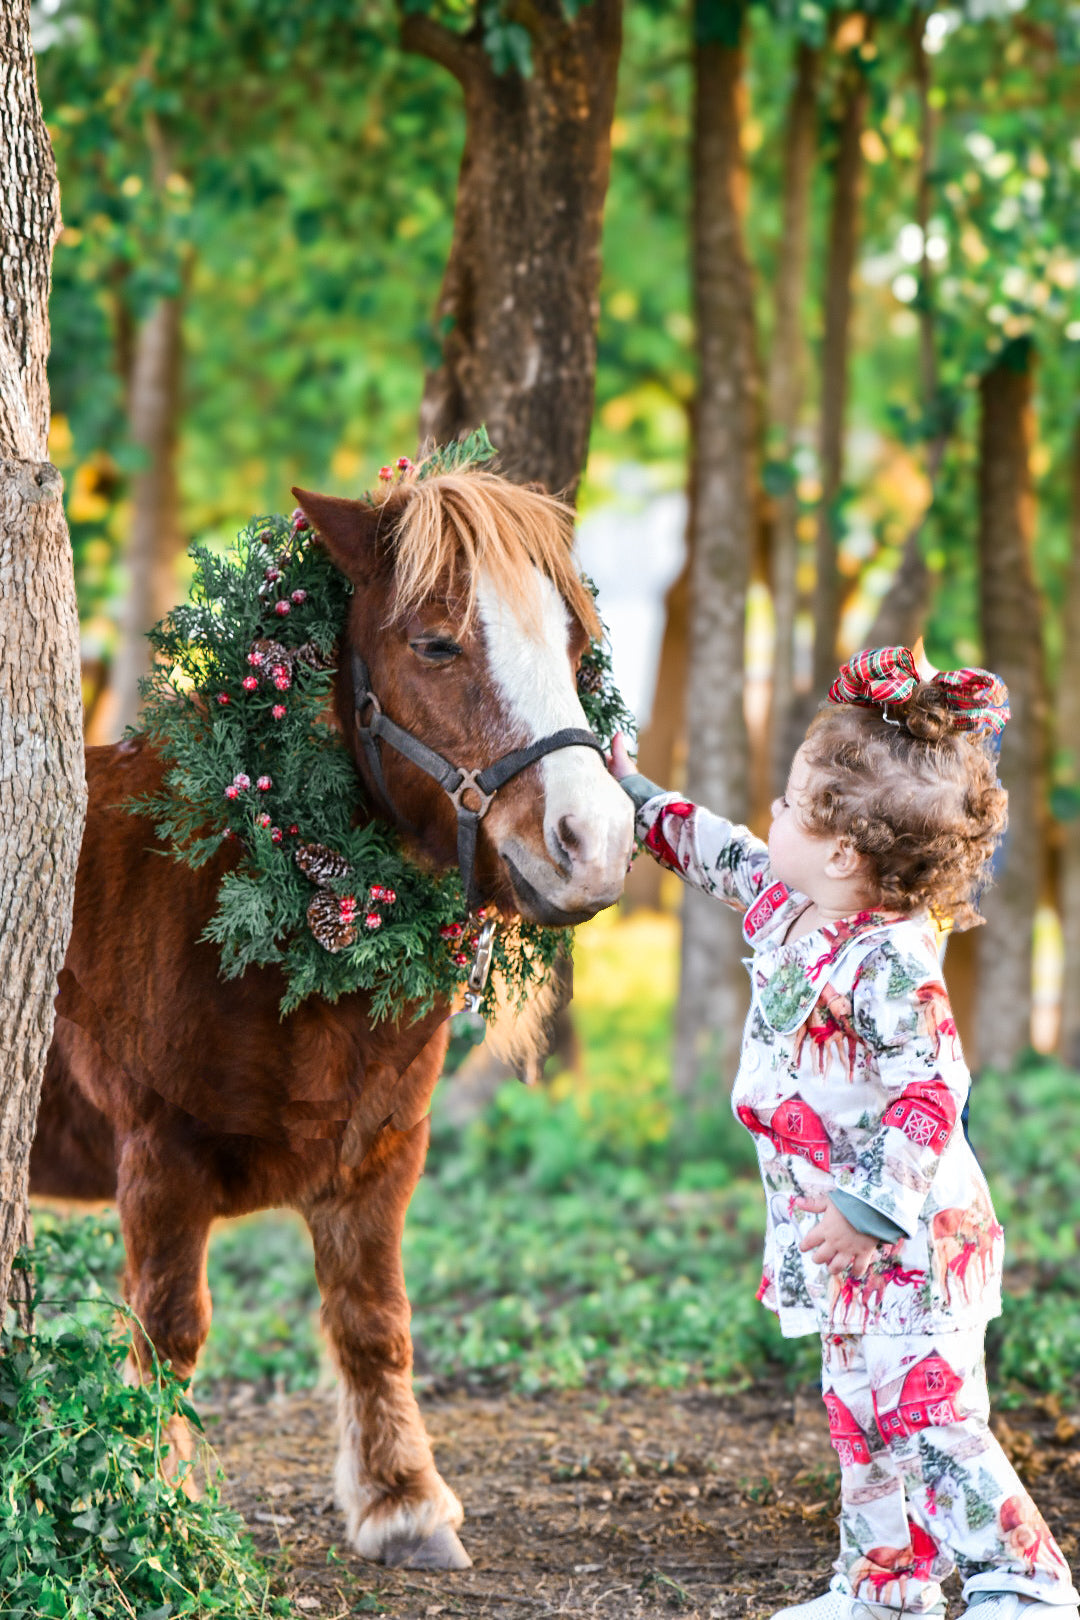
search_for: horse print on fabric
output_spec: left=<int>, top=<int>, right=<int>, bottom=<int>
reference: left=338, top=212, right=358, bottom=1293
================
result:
left=930, top=1182, right=1004, bottom=1310
left=29, top=463, right=635, bottom=1572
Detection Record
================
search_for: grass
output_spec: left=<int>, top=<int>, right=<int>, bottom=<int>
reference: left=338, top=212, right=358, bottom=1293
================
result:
left=31, top=910, right=1080, bottom=1402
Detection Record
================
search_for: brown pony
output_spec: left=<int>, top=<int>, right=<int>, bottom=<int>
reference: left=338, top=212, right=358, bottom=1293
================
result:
left=29, top=468, right=634, bottom=1571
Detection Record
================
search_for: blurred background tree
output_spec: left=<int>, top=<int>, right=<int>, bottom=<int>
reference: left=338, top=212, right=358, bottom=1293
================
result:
left=35, top=0, right=1080, bottom=1082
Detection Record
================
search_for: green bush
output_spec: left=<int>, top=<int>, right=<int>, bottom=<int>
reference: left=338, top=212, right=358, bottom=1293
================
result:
left=0, top=1221, right=289, bottom=1619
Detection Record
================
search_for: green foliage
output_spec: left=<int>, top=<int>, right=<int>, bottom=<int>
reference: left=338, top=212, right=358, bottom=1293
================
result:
left=0, top=1221, right=289, bottom=1619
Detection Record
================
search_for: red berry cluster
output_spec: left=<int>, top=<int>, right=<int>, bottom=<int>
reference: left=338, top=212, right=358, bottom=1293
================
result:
left=377, top=455, right=415, bottom=484
left=439, top=920, right=477, bottom=969
left=222, top=768, right=300, bottom=850
left=224, top=643, right=294, bottom=715
left=360, top=882, right=398, bottom=932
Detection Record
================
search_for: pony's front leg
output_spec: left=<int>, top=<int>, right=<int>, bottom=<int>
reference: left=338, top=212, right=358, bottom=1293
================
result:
left=303, top=1115, right=470, bottom=1571
left=116, top=1133, right=214, bottom=1490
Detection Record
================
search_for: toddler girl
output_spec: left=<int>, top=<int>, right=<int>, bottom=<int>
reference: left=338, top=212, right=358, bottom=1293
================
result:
left=612, top=646, right=1078, bottom=1620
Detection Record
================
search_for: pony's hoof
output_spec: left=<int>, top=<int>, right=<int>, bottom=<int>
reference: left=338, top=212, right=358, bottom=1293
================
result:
left=381, top=1524, right=472, bottom=1570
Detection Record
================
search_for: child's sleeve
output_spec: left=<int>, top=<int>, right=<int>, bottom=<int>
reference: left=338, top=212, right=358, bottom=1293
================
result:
left=628, top=783, right=771, bottom=913
left=833, top=939, right=970, bottom=1239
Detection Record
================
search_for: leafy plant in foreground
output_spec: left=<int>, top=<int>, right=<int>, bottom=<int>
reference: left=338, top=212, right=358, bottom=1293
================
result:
left=0, top=1222, right=289, bottom=1619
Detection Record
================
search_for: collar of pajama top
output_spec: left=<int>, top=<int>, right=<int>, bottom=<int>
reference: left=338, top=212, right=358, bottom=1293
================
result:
left=742, top=881, right=911, bottom=1032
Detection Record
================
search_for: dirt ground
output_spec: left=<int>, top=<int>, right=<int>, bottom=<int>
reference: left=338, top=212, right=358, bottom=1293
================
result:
left=203, top=1378, right=1080, bottom=1620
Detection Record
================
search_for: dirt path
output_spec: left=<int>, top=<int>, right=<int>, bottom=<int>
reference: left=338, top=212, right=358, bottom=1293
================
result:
left=204, top=1381, right=1080, bottom=1620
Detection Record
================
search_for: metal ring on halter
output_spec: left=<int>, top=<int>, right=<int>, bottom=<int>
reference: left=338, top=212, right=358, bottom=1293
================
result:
left=449, top=769, right=496, bottom=819
left=357, top=688, right=382, bottom=724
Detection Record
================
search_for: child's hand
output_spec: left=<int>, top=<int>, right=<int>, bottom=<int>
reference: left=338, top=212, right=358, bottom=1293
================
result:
left=608, top=731, right=636, bottom=782
left=795, top=1195, right=880, bottom=1278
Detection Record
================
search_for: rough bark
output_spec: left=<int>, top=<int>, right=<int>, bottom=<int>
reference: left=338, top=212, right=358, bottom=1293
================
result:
left=1057, top=422, right=1080, bottom=1067
left=811, top=18, right=873, bottom=696
left=0, top=0, right=88, bottom=1314
left=402, top=0, right=622, bottom=497
left=974, top=344, right=1044, bottom=1066
left=675, top=15, right=757, bottom=1096
left=766, top=38, right=820, bottom=797
left=104, top=292, right=185, bottom=737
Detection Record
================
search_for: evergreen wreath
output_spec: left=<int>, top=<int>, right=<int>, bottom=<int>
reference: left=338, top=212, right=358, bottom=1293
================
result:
left=129, top=431, right=634, bottom=1021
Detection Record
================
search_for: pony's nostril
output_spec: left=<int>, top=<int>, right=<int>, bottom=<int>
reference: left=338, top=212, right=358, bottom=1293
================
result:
left=557, top=814, right=584, bottom=858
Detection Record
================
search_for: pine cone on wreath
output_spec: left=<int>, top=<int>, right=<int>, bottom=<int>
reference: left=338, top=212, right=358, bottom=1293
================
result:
left=295, top=842, right=352, bottom=884
left=249, top=637, right=294, bottom=670
left=307, top=891, right=358, bottom=952
left=576, top=663, right=603, bottom=697
left=294, top=640, right=336, bottom=671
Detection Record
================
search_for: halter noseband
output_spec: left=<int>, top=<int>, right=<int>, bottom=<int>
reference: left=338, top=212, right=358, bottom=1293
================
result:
left=350, top=650, right=604, bottom=913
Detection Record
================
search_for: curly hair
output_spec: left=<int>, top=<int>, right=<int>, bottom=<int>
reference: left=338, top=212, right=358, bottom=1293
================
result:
left=798, top=684, right=1008, bottom=930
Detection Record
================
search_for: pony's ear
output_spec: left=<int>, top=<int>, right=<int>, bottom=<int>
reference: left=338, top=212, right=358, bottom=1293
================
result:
left=291, top=487, right=396, bottom=584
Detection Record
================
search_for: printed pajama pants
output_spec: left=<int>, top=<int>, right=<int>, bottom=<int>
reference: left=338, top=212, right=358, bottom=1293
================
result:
left=821, top=1330, right=1078, bottom=1614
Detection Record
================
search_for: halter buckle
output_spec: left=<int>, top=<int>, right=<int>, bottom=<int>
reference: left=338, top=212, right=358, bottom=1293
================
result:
left=450, top=768, right=495, bottom=818
left=463, top=915, right=498, bottom=1014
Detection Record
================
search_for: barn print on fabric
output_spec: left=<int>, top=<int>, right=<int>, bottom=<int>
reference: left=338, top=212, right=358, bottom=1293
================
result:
left=823, top=1332, right=1077, bottom=1611
left=633, top=794, right=1006, bottom=1337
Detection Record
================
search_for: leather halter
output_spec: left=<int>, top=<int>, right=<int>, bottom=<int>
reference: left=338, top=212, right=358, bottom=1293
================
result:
left=350, top=650, right=604, bottom=912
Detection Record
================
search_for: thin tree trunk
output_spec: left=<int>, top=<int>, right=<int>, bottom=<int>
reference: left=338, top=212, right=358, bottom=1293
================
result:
left=974, top=342, right=1045, bottom=1066
left=1057, top=421, right=1080, bottom=1067
left=0, top=0, right=87, bottom=1315
left=862, top=9, right=938, bottom=653
left=103, top=292, right=185, bottom=737
left=624, top=557, right=690, bottom=911
left=675, top=4, right=758, bottom=1097
left=767, top=37, right=820, bottom=797
left=811, top=16, right=873, bottom=696
left=402, top=0, right=622, bottom=498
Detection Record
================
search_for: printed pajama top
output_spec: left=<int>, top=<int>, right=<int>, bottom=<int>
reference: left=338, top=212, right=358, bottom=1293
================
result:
left=637, top=792, right=1004, bottom=1339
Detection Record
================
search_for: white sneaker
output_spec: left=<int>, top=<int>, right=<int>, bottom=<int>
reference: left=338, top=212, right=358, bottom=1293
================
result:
left=962, top=1597, right=1080, bottom=1620
left=770, top=1581, right=944, bottom=1620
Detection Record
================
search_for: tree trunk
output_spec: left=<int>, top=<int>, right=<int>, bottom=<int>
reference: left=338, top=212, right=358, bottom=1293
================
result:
left=811, top=17, right=873, bottom=697
left=675, top=6, right=758, bottom=1097
left=974, top=342, right=1045, bottom=1066
left=0, top=0, right=88, bottom=1315
left=99, top=293, right=185, bottom=738
left=1056, top=421, right=1080, bottom=1067
left=861, top=10, right=938, bottom=654
left=402, top=0, right=622, bottom=497
left=624, top=557, right=690, bottom=911
left=767, top=38, right=820, bottom=797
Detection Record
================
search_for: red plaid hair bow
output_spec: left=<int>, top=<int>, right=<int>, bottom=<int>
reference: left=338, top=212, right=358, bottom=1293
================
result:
left=828, top=646, right=1010, bottom=737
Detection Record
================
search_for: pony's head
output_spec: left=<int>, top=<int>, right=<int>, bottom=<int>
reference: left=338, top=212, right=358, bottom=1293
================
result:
left=292, top=465, right=634, bottom=925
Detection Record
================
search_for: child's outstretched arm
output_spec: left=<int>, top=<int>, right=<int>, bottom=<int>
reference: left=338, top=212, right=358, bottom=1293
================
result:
left=608, top=732, right=772, bottom=913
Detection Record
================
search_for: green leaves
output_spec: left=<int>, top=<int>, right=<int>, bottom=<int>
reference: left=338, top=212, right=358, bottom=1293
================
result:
left=1, top=1219, right=290, bottom=1619
left=480, top=4, right=533, bottom=77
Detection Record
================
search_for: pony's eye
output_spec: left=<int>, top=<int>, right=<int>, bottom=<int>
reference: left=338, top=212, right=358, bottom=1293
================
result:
left=410, top=637, right=462, bottom=665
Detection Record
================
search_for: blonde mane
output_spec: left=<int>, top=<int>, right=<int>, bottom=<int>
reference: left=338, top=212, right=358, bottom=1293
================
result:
left=380, top=463, right=602, bottom=641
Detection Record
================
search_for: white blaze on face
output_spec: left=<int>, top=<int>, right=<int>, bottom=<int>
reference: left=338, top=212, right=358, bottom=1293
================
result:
left=476, top=567, right=633, bottom=903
